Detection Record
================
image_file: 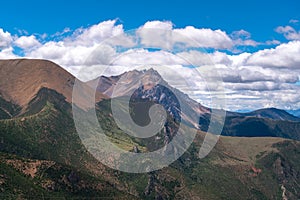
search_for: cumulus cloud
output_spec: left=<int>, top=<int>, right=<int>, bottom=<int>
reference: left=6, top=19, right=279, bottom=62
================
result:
left=26, top=20, right=135, bottom=67
left=65, top=19, right=135, bottom=47
left=0, top=28, right=16, bottom=59
left=28, top=41, right=98, bottom=66
left=176, top=51, right=232, bottom=66
left=231, top=29, right=259, bottom=47
left=147, top=45, right=300, bottom=110
left=173, top=26, right=233, bottom=49
left=0, top=28, right=13, bottom=49
left=137, top=21, right=233, bottom=49
left=0, top=47, right=17, bottom=59
left=14, top=35, right=41, bottom=49
left=245, top=41, right=300, bottom=68
left=0, top=20, right=299, bottom=111
left=137, top=21, right=174, bottom=49
left=275, top=25, right=300, bottom=40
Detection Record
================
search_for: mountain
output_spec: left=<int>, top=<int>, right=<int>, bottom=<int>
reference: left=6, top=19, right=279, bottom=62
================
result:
left=0, top=59, right=74, bottom=109
left=90, top=68, right=211, bottom=129
left=0, top=59, right=132, bottom=198
left=0, top=59, right=300, bottom=199
left=228, top=108, right=300, bottom=122
left=223, top=108, right=300, bottom=140
left=0, top=59, right=107, bottom=117
left=287, top=109, right=300, bottom=118
left=222, top=115, right=300, bottom=140
left=95, top=69, right=300, bottom=141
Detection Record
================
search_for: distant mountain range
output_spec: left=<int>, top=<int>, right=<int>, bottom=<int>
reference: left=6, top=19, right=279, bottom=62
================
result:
left=228, top=108, right=300, bottom=122
left=286, top=109, right=300, bottom=118
left=0, top=59, right=299, bottom=199
left=223, top=108, right=300, bottom=140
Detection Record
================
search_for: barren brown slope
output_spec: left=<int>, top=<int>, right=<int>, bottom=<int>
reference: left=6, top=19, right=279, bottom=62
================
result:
left=0, top=59, right=107, bottom=111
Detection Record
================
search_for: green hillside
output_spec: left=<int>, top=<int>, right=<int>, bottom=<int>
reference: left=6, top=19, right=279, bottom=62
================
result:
left=0, top=87, right=299, bottom=199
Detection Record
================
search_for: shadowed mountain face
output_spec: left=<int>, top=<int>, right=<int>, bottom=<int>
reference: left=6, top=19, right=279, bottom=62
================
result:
left=223, top=108, right=300, bottom=140
left=0, top=59, right=299, bottom=199
left=0, top=95, right=21, bottom=119
left=222, top=116, right=300, bottom=140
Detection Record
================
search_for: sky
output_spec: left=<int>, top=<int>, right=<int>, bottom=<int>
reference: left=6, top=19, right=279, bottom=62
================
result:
left=0, top=0, right=300, bottom=111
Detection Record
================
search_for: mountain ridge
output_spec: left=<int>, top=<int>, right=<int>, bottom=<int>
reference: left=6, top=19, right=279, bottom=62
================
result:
left=229, top=107, right=300, bottom=122
left=94, top=68, right=300, bottom=140
left=95, top=69, right=300, bottom=122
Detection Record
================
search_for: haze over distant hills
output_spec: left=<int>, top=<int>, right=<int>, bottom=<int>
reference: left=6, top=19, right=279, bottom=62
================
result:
left=0, top=59, right=299, bottom=199
left=287, top=109, right=300, bottom=118
left=228, top=108, right=300, bottom=122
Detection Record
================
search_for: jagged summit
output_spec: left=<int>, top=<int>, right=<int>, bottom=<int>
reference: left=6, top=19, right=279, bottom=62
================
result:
left=92, top=68, right=166, bottom=97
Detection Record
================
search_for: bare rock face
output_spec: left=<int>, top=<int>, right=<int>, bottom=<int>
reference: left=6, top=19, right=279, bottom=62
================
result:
left=93, top=68, right=211, bottom=130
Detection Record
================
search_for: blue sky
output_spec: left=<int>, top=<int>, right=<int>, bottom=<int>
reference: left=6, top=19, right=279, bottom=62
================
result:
left=1, top=0, right=299, bottom=42
left=0, top=0, right=300, bottom=111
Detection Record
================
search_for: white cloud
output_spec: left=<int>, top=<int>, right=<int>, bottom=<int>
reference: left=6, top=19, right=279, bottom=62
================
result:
left=65, top=19, right=135, bottom=47
left=246, top=41, right=300, bottom=68
left=137, top=21, right=233, bottom=49
left=289, top=19, right=299, bottom=24
left=235, top=39, right=259, bottom=47
left=0, top=28, right=13, bottom=49
left=0, top=47, right=17, bottom=59
left=137, top=21, right=174, bottom=49
left=231, top=29, right=259, bottom=47
left=176, top=51, right=232, bottom=66
left=0, top=20, right=300, bottom=111
left=26, top=20, right=134, bottom=67
left=275, top=25, right=300, bottom=40
left=52, top=27, right=71, bottom=37
left=265, top=40, right=281, bottom=45
left=173, top=26, right=233, bottom=49
left=14, top=35, right=41, bottom=49
left=141, top=20, right=173, bottom=30
left=113, top=49, right=184, bottom=66
left=227, top=52, right=251, bottom=66
left=231, top=29, right=281, bottom=47
left=28, top=41, right=99, bottom=66
left=231, top=30, right=251, bottom=39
